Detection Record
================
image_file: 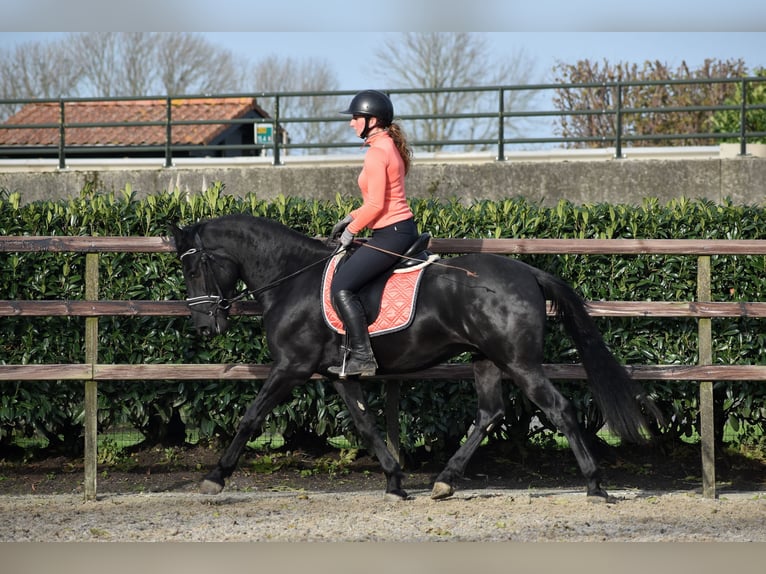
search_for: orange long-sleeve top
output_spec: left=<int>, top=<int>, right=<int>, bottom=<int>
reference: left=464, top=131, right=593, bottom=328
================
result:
left=347, top=130, right=414, bottom=234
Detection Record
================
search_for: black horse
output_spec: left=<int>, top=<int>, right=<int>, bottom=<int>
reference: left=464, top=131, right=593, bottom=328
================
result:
left=171, top=214, right=662, bottom=501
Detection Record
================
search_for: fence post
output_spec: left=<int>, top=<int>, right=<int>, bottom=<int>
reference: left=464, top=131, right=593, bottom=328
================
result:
left=739, top=78, right=748, bottom=157
left=614, top=82, right=624, bottom=159
left=83, top=253, right=99, bottom=500
left=697, top=255, right=716, bottom=499
left=496, top=88, right=505, bottom=161
left=58, top=99, right=66, bottom=170
left=164, top=97, right=173, bottom=168
left=272, top=96, right=281, bottom=166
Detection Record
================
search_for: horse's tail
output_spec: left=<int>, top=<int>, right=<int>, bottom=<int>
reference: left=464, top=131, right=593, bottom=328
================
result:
left=525, top=263, right=664, bottom=444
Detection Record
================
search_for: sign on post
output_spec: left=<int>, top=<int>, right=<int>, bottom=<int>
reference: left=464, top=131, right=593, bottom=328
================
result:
left=256, top=125, right=273, bottom=144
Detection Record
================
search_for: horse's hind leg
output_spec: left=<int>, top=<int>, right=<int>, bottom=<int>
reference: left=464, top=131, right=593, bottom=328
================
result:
left=512, top=366, right=609, bottom=501
left=331, top=378, right=407, bottom=500
left=432, top=358, right=506, bottom=500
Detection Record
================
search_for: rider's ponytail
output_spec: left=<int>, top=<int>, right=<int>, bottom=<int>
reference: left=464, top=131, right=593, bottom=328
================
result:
left=387, top=122, right=412, bottom=176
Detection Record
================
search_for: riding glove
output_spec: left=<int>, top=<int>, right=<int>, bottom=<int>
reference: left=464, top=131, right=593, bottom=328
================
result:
left=331, top=215, right=353, bottom=240
left=339, top=228, right=355, bottom=248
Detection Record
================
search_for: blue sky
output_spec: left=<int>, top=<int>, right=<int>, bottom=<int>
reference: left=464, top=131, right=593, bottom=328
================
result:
left=203, top=32, right=765, bottom=89
left=1, top=32, right=763, bottom=92
left=1, top=0, right=763, bottom=91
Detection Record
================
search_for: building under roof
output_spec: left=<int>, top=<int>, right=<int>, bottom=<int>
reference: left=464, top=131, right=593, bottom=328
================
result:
left=0, top=97, right=275, bottom=159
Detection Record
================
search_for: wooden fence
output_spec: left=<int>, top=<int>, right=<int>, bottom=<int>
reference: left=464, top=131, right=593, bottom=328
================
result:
left=2, top=235, right=766, bottom=501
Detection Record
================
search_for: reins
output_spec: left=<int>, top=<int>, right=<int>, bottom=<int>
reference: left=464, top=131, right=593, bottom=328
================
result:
left=230, top=250, right=340, bottom=304
left=180, top=234, right=478, bottom=316
left=180, top=242, right=340, bottom=309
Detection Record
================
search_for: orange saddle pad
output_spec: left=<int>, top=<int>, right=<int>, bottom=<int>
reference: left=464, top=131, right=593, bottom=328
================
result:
left=321, top=252, right=428, bottom=337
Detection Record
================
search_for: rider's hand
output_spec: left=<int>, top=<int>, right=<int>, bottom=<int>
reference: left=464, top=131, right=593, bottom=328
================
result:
left=339, top=228, right=355, bottom=248
left=331, top=215, right=353, bottom=240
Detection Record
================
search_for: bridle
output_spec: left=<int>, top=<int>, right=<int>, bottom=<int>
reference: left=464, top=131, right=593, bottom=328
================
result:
left=179, top=235, right=237, bottom=333
left=179, top=232, right=339, bottom=330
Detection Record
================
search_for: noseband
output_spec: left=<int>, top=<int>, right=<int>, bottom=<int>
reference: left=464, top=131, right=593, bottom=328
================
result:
left=179, top=238, right=233, bottom=332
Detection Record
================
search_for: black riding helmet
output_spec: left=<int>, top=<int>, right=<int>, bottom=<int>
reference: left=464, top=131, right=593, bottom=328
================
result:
left=340, top=89, right=394, bottom=139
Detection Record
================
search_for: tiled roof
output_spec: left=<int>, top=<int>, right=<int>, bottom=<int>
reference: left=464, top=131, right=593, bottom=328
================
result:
left=0, top=98, right=268, bottom=146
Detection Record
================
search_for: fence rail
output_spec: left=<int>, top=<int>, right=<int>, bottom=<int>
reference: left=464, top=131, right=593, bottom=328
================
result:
left=2, top=76, right=765, bottom=166
left=2, top=236, right=766, bottom=500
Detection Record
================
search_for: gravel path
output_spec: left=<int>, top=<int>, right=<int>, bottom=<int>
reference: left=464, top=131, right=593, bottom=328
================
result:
left=2, top=486, right=765, bottom=542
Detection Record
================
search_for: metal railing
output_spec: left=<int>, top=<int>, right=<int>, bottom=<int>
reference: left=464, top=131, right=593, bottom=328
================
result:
left=1, top=76, right=765, bottom=168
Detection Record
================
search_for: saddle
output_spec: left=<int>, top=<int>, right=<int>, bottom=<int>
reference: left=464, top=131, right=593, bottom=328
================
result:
left=322, top=233, right=439, bottom=336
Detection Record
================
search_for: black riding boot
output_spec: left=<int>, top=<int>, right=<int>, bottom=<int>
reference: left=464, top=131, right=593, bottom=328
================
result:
left=328, top=290, right=378, bottom=378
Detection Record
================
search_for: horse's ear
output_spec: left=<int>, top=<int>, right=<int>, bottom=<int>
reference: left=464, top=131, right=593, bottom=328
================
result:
left=168, top=224, right=185, bottom=251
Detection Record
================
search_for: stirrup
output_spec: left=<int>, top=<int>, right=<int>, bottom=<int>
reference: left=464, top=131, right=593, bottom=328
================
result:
left=328, top=345, right=350, bottom=377
left=329, top=346, right=377, bottom=379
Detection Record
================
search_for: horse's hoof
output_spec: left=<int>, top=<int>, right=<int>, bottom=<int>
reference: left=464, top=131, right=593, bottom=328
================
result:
left=431, top=481, right=455, bottom=500
left=200, top=479, right=224, bottom=495
left=586, top=489, right=615, bottom=504
left=384, top=489, right=409, bottom=502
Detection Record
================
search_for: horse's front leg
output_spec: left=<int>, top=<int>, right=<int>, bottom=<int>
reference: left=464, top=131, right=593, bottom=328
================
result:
left=330, top=378, right=407, bottom=500
left=201, top=369, right=308, bottom=495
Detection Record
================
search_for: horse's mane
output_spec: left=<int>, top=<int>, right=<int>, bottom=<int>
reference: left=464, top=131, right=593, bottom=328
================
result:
left=196, top=213, right=331, bottom=255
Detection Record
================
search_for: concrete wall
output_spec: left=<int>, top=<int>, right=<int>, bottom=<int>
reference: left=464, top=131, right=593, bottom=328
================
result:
left=1, top=148, right=765, bottom=207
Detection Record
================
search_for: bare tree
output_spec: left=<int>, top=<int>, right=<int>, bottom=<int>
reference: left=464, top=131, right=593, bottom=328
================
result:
left=154, top=33, right=245, bottom=95
left=119, top=32, right=162, bottom=96
left=249, top=54, right=346, bottom=155
left=69, top=32, right=128, bottom=98
left=68, top=32, right=244, bottom=97
left=0, top=38, right=82, bottom=120
left=372, top=33, right=538, bottom=153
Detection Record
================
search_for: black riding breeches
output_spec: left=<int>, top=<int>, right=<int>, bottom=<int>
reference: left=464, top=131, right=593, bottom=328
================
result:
left=331, top=218, right=419, bottom=296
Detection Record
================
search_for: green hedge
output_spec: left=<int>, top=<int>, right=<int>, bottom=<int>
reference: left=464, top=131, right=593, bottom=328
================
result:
left=1, top=184, right=765, bottom=456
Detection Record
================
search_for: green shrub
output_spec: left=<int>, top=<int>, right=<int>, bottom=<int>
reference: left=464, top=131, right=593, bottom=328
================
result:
left=1, top=185, right=764, bottom=455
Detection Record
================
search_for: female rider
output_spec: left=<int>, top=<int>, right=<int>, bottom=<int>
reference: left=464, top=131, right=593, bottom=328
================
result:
left=329, top=89, right=419, bottom=378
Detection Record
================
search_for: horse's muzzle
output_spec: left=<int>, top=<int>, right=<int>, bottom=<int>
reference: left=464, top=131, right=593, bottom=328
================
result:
left=196, top=325, right=217, bottom=338
left=186, top=295, right=230, bottom=337
left=194, top=314, right=229, bottom=338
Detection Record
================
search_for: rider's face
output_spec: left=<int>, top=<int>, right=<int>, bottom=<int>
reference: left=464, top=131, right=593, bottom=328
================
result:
left=350, top=115, right=377, bottom=137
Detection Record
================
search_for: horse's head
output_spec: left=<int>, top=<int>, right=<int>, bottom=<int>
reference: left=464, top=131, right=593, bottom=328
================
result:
left=170, top=223, right=240, bottom=338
